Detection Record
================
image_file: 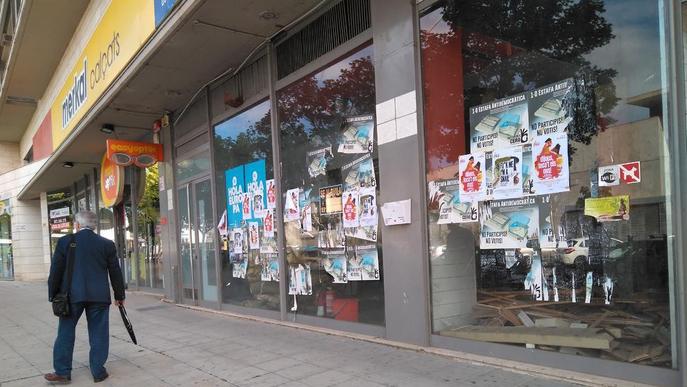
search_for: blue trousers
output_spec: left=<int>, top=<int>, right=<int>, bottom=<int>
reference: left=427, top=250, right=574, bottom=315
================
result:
left=53, top=302, right=109, bottom=378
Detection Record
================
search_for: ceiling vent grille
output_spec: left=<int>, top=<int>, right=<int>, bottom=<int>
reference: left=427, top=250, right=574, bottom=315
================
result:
left=276, top=0, right=370, bottom=79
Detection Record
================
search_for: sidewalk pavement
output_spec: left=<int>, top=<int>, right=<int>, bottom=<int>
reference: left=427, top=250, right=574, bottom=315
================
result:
left=0, top=281, right=582, bottom=387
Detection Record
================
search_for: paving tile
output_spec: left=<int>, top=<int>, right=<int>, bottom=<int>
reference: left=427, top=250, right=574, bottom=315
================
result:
left=274, top=363, right=328, bottom=380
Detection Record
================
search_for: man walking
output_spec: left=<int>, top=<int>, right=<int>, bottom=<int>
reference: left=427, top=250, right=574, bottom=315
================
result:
left=45, top=211, right=125, bottom=384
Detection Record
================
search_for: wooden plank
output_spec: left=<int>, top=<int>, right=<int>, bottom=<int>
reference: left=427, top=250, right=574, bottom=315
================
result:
left=440, top=326, right=614, bottom=349
left=534, top=318, right=570, bottom=328
left=499, top=308, right=523, bottom=326
left=517, top=311, right=535, bottom=327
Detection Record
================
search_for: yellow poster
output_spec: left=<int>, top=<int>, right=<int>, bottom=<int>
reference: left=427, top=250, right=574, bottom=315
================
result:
left=584, top=195, right=630, bottom=222
left=51, top=0, right=156, bottom=151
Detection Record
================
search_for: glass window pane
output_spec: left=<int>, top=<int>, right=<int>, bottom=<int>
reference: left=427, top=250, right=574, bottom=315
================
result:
left=213, top=100, right=279, bottom=310
left=136, top=165, right=164, bottom=289
left=421, top=0, right=674, bottom=368
left=176, top=150, right=211, bottom=182
left=196, top=179, right=217, bottom=302
left=278, top=45, right=385, bottom=325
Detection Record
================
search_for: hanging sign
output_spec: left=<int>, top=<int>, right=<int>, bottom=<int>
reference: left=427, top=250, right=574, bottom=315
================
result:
left=106, top=139, right=163, bottom=167
left=100, top=153, right=125, bottom=207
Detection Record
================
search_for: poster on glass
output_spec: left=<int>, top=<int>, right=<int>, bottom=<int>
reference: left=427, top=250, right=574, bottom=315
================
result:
left=469, top=92, right=530, bottom=152
left=428, top=179, right=477, bottom=224
left=338, top=115, right=375, bottom=154
left=479, top=197, right=539, bottom=249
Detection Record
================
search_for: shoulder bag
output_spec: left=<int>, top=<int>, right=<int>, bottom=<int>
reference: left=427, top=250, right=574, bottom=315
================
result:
left=52, top=235, right=76, bottom=317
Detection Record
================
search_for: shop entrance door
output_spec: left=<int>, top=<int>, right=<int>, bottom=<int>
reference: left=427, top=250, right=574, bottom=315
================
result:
left=177, top=178, right=218, bottom=306
left=0, top=211, right=12, bottom=280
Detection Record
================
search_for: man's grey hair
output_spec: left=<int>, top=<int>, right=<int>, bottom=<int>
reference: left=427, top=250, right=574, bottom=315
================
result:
left=74, top=211, right=98, bottom=230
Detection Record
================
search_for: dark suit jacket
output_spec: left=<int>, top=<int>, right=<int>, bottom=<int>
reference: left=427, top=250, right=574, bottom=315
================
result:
left=48, top=229, right=125, bottom=303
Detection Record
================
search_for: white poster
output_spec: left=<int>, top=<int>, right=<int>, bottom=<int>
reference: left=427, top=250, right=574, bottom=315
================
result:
left=231, top=254, right=247, bottom=279
left=585, top=271, right=593, bottom=304
left=479, top=197, right=539, bottom=249
left=491, top=146, right=523, bottom=200
left=338, top=115, right=375, bottom=154
left=284, top=188, right=301, bottom=222
left=347, top=245, right=380, bottom=281
left=266, top=179, right=277, bottom=209
left=528, top=78, right=574, bottom=137
left=532, top=132, right=570, bottom=195
left=469, top=92, right=530, bottom=152
left=231, top=228, right=244, bottom=254
left=429, top=179, right=478, bottom=224
left=322, top=252, right=348, bottom=283
left=306, top=147, right=333, bottom=178
left=342, top=190, right=360, bottom=228
left=358, top=187, right=378, bottom=227
left=260, top=255, right=279, bottom=282
left=524, top=252, right=544, bottom=301
left=301, top=205, right=313, bottom=233
left=241, top=192, right=252, bottom=219
left=248, top=222, right=260, bottom=250
left=263, top=209, right=275, bottom=238
left=458, top=152, right=487, bottom=203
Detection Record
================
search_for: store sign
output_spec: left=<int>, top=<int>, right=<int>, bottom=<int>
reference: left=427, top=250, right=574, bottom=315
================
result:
left=100, top=153, right=125, bottom=208
left=619, top=161, right=641, bottom=184
left=49, top=207, right=70, bottom=218
left=106, top=139, right=163, bottom=167
left=154, top=0, right=178, bottom=26
left=50, top=0, right=156, bottom=151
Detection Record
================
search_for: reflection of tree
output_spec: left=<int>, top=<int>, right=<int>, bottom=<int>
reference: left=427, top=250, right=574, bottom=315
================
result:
left=278, top=52, right=376, bottom=188
left=425, top=0, right=618, bottom=159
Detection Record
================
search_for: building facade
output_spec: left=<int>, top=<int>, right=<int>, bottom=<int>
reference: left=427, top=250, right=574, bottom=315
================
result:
left=1, top=0, right=687, bottom=385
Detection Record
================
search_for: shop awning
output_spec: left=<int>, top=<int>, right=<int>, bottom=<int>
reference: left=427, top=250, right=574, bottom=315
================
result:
left=18, top=0, right=321, bottom=199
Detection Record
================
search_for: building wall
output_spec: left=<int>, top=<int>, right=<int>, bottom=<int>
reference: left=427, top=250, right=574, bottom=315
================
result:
left=0, top=142, right=21, bottom=175
left=0, top=159, right=49, bottom=280
left=18, top=0, right=110, bottom=159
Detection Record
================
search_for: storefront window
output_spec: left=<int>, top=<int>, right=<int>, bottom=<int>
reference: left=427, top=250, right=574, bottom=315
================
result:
left=278, top=45, right=384, bottom=325
left=136, top=165, right=163, bottom=289
left=213, top=100, right=280, bottom=310
left=421, top=0, right=674, bottom=367
left=47, top=189, right=73, bottom=254
left=0, top=200, right=12, bottom=280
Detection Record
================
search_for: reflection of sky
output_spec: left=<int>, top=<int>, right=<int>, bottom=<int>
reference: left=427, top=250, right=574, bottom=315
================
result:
left=214, top=100, right=270, bottom=140
left=422, top=1, right=665, bottom=126
left=315, top=46, right=373, bottom=86
left=584, top=0, right=663, bottom=124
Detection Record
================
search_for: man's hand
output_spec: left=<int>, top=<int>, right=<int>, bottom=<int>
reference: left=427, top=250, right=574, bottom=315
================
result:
left=114, top=300, right=125, bottom=307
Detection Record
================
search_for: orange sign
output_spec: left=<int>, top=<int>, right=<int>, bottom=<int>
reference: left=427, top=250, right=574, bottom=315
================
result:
left=106, top=139, right=163, bottom=167
left=100, top=153, right=125, bottom=207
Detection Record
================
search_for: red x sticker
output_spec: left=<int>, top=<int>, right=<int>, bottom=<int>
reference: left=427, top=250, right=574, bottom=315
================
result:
left=619, top=161, right=641, bottom=184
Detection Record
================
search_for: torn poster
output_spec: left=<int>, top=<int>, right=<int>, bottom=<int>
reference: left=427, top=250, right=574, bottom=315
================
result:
left=288, top=264, right=312, bottom=295
left=584, top=195, right=630, bottom=222
left=342, top=189, right=360, bottom=228
left=322, top=251, right=348, bottom=283
left=260, top=254, right=279, bottom=282
left=524, top=251, right=544, bottom=301
left=528, top=79, right=574, bottom=137
left=458, top=152, right=487, bottom=203
left=284, top=188, right=301, bottom=222
left=428, top=179, right=477, bottom=224
left=342, top=154, right=376, bottom=191
left=266, top=179, right=277, bottom=209
left=490, top=146, right=523, bottom=200
left=571, top=272, right=577, bottom=303
left=306, top=146, right=333, bottom=178
left=552, top=267, right=559, bottom=302
left=259, top=234, right=277, bottom=254
left=469, top=92, right=530, bottom=152
left=230, top=227, right=244, bottom=254
left=248, top=222, right=260, bottom=250
left=217, top=209, right=228, bottom=238
left=347, top=245, right=380, bottom=281
left=231, top=253, right=247, bottom=279
left=532, top=132, right=569, bottom=195
left=318, top=214, right=346, bottom=248
left=585, top=271, right=593, bottom=304
left=479, top=197, right=539, bottom=249
left=319, top=184, right=343, bottom=215
left=339, top=115, right=375, bottom=154
left=603, top=276, right=613, bottom=305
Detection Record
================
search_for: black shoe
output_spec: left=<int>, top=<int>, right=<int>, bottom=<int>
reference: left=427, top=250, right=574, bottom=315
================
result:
left=93, top=372, right=109, bottom=383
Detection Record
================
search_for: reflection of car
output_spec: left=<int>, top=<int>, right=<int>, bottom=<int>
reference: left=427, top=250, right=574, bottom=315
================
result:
left=558, top=237, right=624, bottom=266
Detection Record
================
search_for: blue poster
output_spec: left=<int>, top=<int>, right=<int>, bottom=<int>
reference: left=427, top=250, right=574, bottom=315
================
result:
left=225, top=165, right=245, bottom=227
left=154, top=0, right=178, bottom=27
left=244, top=159, right=267, bottom=220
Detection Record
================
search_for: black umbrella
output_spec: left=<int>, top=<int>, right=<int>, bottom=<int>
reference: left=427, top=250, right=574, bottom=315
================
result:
left=118, top=305, right=138, bottom=345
